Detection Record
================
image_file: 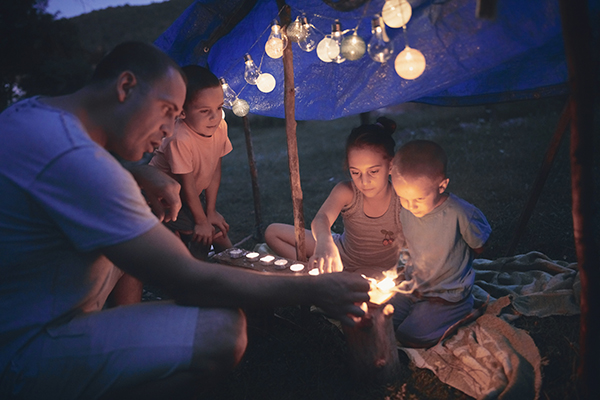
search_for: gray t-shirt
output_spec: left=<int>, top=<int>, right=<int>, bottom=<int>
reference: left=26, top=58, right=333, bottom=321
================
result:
left=400, top=193, right=491, bottom=302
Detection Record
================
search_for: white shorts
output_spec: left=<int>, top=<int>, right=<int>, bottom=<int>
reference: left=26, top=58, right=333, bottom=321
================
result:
left=1, top=301, right=218, bottom=399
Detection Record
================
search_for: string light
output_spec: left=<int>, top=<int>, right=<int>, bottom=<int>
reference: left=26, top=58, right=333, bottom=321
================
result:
left=381, top=0, right=412, bottom=28
left=219, top=78, right=237, bottom=107
left=243, top=54, right=261, bottom=85
left=232, top=98, right=250, bottom=117
left=316, top=35, right=337, bottom=62
left=256, top=72, right=276, bottom=93
left=341, top=31, right=366, bottom=61
left=330, top=19, right=345, bottom=64
left=298, top=16, right=317, bottom=52
left=368, top=15, right=394, bottom=63
left=286, top=16, right=306, bottom=42
left=395, top=45, right=426, bottom=79
left=265, top=20, right=288, bottom=59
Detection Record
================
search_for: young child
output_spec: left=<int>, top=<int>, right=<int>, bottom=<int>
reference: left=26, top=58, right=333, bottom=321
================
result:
left=265, top=117, right=405, bottom=278
left=149, top=65, right=233, bottom=259
left=389, top=139, right=491, bottom=348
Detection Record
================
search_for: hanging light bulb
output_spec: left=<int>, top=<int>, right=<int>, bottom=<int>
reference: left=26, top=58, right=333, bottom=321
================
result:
left=341, top=31, right=366, bottom=61
left=256, top=73, right=276, bottom=93
left=298, top=16, right=317, bottom=52
left=232, top=98, right=250, bottom=117
left=394, top=45, right=426, bottom=79
left=382, top=0, right=412, bottom=28
left=243, top=54, right=261, bottom=85
left=317, top=35, right=337, bottom=62
left=330, top=19, right=345, bottom=64
left=368, top=16, right=394, bottom=63
left=286, top=16, right=306, bottom=42
left=265, top=20, right=288, bottom=59
left=219, top=78, right=237, bottom=107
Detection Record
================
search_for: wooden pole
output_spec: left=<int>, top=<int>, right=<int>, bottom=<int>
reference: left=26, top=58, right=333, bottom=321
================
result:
left=342, top=303, right=401, bottom=384
left=506, top=99, right=571, bottom=256
left=242, top=115, right=264, bottom=241
left=277, top=0, right=307, bottom=261
left=558, top=1, right=599, bottom=399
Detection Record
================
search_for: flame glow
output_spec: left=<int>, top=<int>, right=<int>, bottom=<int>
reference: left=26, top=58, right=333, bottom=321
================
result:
left=362, top=268, right=416, bottom=305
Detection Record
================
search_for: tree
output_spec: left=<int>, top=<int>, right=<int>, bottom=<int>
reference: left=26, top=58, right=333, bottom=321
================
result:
left=0, top=0, right=91, bottom=109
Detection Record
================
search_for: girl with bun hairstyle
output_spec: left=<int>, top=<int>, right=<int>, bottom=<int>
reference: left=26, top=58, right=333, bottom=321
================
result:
left=266, top=117, right=404, bottom=278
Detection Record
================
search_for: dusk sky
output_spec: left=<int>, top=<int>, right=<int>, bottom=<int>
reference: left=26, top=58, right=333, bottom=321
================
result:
left=47, top=0, right=167, bottom=19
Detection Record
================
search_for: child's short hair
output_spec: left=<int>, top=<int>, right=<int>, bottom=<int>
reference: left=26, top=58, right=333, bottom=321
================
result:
left=344, top=116, right=397, bottom=168
left=181, top=65, right=220, bottom=107
left=392, top=140, right=447, bottom=182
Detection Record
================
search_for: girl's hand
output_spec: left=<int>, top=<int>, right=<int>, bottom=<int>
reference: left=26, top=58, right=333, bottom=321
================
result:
left=193, top=222, right=215, bottom=246
left=310, top=239, right=344, bottom=273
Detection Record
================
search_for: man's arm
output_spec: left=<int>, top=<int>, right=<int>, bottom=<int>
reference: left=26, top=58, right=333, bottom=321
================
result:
left=102, top=223, right=370, bottom=326
left=126, top=164, right=182, bottom=223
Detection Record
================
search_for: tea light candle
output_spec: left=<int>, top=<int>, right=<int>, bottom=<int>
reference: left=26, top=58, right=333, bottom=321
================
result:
left=228, top=248, right=244, bottom=259
left=259, top=255, right=275, bottom=265
left=308, top=268, right=320, bottom=276
left=290, top=263, right=305, bottom=272
left=273, top=259, right=288, bottom=270
left=245, top=252, right=259, bottom=260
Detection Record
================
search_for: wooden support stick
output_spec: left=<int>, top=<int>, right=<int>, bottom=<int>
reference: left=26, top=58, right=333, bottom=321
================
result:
left=242, top=115, right=263, bottom=241
left=342, top=303, right=401, bottom=384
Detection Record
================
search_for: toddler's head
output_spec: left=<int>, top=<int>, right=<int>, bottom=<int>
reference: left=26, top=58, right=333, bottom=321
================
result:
left=391, top=140, right=449, bottom=218
left=180, top=65, right=223, bottom=137
left=344, top=117, right=397, bottom=197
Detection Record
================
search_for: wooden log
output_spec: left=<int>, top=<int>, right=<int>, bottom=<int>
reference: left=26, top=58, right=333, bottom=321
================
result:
left=342, top=303, right=401, bottom=384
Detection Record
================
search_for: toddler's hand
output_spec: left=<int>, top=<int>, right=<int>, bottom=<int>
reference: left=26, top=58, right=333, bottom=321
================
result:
left=193, top=222, right=215, bottom=246
left=207, top=211, right=230, bottom=236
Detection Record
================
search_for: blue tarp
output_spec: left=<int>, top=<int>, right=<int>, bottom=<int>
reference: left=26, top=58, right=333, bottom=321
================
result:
left=155, top=0, right=597, bottom=120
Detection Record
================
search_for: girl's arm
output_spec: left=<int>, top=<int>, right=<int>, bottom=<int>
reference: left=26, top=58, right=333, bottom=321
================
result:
left=179, top=173, right=214, bottom=246
left=204, top=158, right=229, bottom=235
left=310, top=181, right=354, bottom=273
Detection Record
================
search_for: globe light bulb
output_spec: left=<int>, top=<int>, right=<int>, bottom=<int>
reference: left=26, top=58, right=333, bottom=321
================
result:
left=286, top=16, right=306, bottom=43
left=394, top=45, right=426, bottom=80
left=330, top=19, right=345, bottom=64
left=317, top=35, right=337, bottom=62
left=219, top=78, right=237, bottom=107
left=232, top=98, right=250, bottom=117
left=243, top=54, right=261, bottom=85
left=382, top=0, right=412, bottom=28
left=368, top=16, right=394, bottom=63
left=298, top=17, right=317, bottom=52
left=265, top=21, right=288, bottom=59
left=340, top=32, right=366, bottom=61
left=256, top=73, right=276, bottom=93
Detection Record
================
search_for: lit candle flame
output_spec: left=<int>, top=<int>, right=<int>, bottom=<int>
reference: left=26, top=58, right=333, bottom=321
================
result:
left=362, top=268, right=416, bottom=305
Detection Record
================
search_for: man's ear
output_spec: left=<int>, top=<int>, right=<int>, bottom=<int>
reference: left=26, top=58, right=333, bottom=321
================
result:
left=116, top=71, right=137, bottom=102
left=439, top=178, right=449, bottom=193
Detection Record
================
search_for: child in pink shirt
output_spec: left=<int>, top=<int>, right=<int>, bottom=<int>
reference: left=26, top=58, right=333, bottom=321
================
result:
left=150, top=65, right=233, bottom=259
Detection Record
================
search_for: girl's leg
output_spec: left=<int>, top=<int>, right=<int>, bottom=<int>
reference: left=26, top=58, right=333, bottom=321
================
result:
left=264, top=223, right=315, bottom=259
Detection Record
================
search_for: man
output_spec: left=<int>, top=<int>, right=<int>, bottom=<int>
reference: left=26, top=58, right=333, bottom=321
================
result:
left=0, top=42, right=369, bottom=400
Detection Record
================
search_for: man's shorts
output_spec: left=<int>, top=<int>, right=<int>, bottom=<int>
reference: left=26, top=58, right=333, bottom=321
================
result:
left=1, top=301, right=206, bottom=400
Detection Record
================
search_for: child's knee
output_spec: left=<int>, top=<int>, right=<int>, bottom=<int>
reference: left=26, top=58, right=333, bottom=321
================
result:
left=190, top=308, right=247, bottom=373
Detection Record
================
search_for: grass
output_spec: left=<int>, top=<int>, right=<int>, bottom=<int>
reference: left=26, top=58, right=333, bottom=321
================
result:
left=147, top=95, right=598, bottom=399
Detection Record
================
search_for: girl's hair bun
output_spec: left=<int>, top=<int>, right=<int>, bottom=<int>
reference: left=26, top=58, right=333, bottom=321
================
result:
left=375, top=116, right=397, bottom=135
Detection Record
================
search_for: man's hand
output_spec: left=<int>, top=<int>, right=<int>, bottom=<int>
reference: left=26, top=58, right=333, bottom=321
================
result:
left=128, top=164, right=182, bottom=222
left=312, top=272, right=370, bottom=327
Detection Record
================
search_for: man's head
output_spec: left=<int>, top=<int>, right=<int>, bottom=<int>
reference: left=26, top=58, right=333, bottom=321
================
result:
left=391, top=140, right=449, bottom=218
left=90, top=42, right=187, bottom=161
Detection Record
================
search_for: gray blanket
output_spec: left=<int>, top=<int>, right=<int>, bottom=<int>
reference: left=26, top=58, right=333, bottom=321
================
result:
left=400, top=252, right=580, bottom=400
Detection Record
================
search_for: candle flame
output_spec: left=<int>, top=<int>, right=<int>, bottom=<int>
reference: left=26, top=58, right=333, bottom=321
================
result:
left=362, top=268, right=416, bottom=305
